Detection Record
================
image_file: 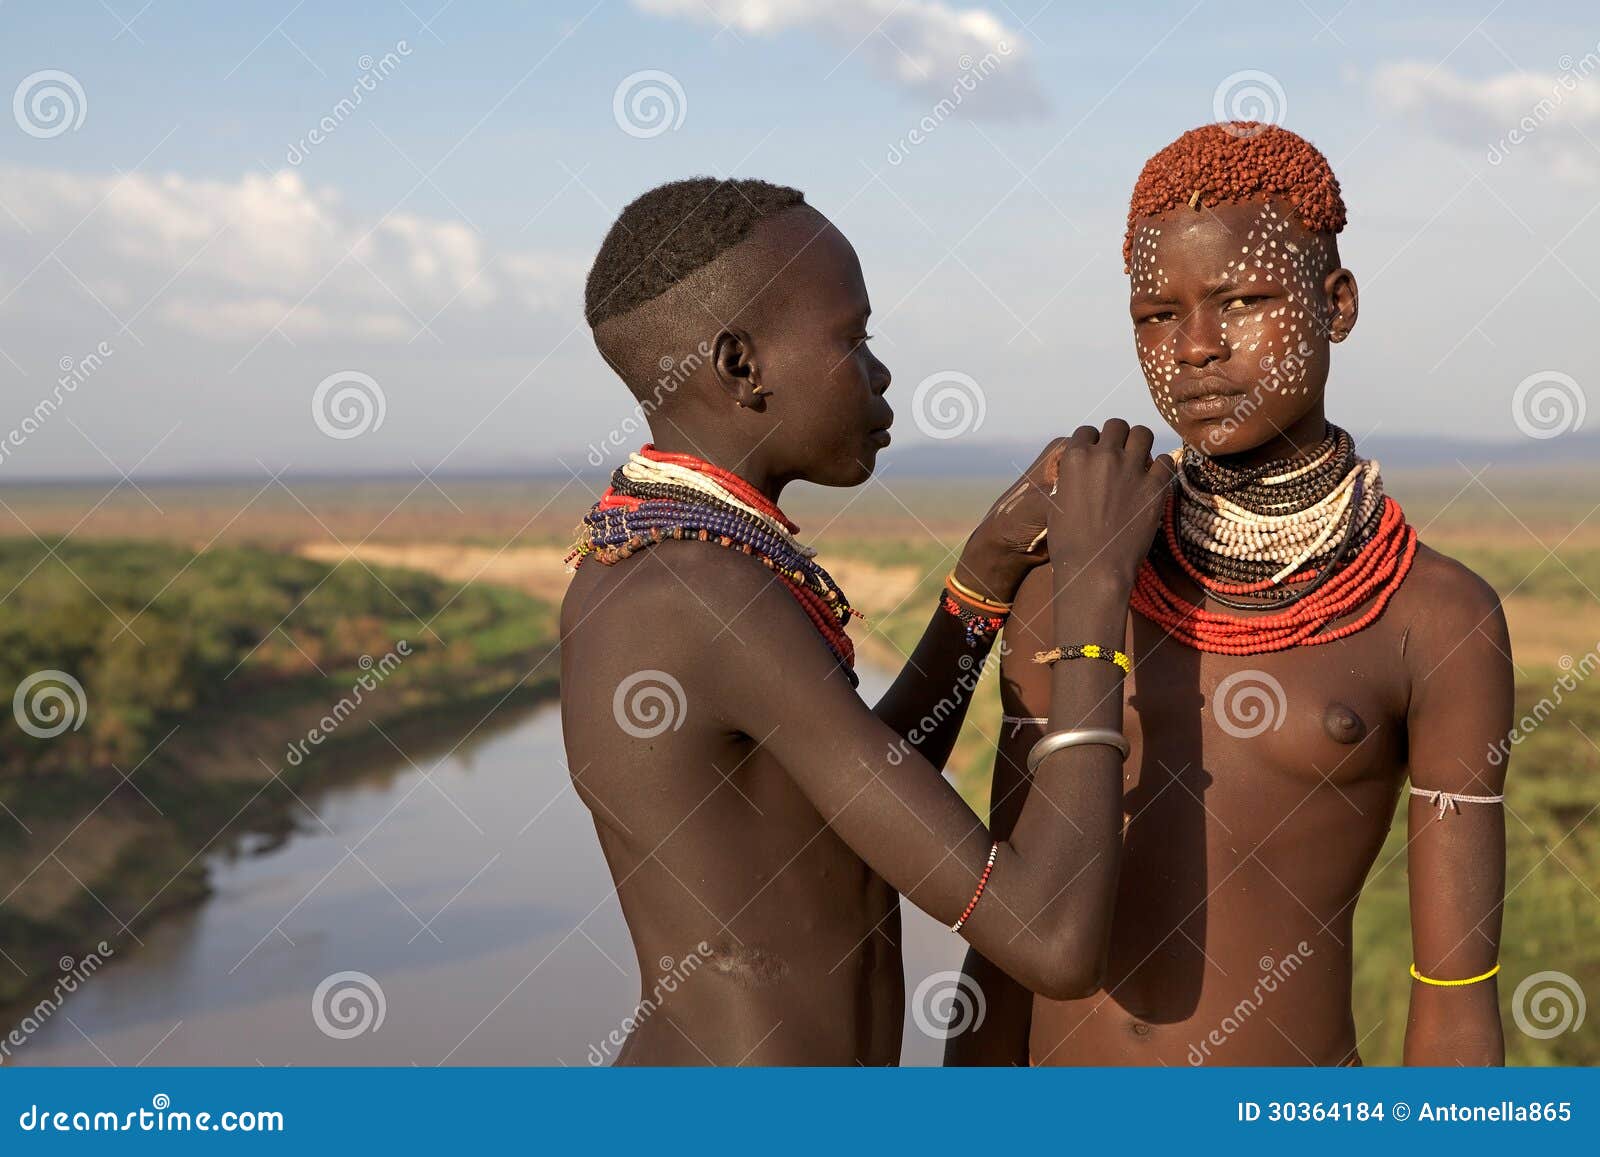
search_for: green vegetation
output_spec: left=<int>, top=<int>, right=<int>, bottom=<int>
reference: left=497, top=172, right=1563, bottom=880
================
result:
left=0, top=538, right=559, bottom=1019
left=0, top=538, right=556, bottom=781
left=851, top=533, right=1598, bottom=1066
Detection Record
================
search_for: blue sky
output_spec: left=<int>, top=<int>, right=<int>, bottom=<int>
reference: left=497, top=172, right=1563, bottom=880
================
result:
left=2, top=1, right=1598, bottom=478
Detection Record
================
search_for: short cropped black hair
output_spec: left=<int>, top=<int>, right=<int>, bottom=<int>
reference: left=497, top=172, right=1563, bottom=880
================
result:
left=584, top=177, right=806, bottom=327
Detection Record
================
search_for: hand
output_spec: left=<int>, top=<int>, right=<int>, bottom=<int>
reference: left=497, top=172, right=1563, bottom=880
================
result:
left=953, top=438, right=1069, bottom=602
left=1045, top=420, right=1174, bottom=591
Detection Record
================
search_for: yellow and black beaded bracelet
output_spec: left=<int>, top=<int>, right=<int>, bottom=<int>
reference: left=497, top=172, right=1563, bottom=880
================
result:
left=1032, top=643, right=1132, bottom=675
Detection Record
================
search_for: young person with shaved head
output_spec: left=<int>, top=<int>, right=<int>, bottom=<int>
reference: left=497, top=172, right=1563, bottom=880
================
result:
left=562, top=177, right=1175, bottom=1064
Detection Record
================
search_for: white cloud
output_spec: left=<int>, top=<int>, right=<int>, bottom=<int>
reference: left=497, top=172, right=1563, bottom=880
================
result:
left=0, top=165, right=585, bottom=342
left=634, top=0, right=1048, bottom=117
left=1375, top=59, right=1600, bottom=180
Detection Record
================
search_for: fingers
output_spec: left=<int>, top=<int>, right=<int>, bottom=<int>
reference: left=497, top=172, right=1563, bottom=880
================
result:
left=1098, top=418, right=1130, bottom=449
left=1126, top=423, right=1155, bottom=463
left=1068, top=425, right=1100, bottom=448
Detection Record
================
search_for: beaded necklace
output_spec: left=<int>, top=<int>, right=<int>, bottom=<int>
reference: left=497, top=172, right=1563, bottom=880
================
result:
left=566, top=444, right=860, bottom=685
left=1131, top=425, right=1417, bottom=653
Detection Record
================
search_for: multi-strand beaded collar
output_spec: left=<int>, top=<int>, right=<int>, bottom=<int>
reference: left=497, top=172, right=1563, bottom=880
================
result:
left=1131, top=424, right=1417, bottom=654
left=565, top=444, right=860, bottom=685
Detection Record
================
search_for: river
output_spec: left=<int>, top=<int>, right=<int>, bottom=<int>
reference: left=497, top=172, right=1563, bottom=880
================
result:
left=8, top=662, right=969, bottom=1066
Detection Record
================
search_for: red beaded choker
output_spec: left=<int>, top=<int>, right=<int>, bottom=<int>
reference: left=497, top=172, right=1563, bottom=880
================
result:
left=1131, top=479, right=1417, bottom=655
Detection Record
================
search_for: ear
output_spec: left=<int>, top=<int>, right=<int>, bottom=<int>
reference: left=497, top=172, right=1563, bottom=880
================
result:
left=712, top=327, right=768, bottom=408
left=1323, top=267, right=1358, bottom=344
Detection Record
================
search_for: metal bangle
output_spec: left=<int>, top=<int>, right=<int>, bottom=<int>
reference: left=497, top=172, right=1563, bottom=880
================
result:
left=1025, top=727, right=1131, bottom=771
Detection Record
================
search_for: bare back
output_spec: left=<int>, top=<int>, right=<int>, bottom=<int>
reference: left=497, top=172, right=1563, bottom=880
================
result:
left=560, top=544, right=903, bottom=1065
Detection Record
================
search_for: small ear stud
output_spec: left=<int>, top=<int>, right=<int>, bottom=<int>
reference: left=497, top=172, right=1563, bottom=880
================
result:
left=750, top=383, right=771, bottom=398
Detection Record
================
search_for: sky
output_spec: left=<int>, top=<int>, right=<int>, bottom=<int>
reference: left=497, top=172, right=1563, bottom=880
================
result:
left=1, top=0, right=1598, bottom=480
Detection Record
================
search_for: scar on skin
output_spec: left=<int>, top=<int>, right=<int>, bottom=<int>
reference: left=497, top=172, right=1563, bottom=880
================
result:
left=704, top=941, right=790, bottom=986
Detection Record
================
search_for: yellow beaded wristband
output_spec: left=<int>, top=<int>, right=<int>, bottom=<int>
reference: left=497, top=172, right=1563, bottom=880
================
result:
left=1409, top=961, right=1500, bottom=987
left=1033, top=643, right=1133, bottom=675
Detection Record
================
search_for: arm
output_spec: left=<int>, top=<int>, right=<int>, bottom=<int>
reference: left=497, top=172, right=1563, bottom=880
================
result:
left=871, top=444, right=1061, bottom=771
left=1400, top=554, right=1513, bottom=1065
left=707, top=422, right=1168, bottom=999
left=944, top=564, right=1057, bottom=1063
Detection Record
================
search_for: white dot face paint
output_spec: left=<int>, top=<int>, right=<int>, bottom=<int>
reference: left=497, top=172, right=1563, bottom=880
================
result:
left=1128, top=198, right=1333, bottom=442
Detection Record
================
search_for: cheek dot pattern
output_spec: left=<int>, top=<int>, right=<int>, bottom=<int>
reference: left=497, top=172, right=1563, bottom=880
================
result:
left=1130, top=223, right=1185, bottom=423
left=1131, top=202, right=1335, bottom=421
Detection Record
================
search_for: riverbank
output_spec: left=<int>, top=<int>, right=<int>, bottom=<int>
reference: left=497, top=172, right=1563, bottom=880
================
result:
left=0, top=539, right=561, bottom=1034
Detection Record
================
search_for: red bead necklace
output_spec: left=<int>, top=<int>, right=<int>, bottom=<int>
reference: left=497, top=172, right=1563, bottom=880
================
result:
left=1131, top=490, right=1417, bottom=654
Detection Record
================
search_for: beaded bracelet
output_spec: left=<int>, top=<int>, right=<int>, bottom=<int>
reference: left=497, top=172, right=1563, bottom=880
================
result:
left=951, top=841, right=999, bottom=932
left=945, top=570, right=1013, bottom=611
left=1409, top=961, right=1500, bottom=987
left=1033, top=643, right=1132, bottom=675
left=940, top=573, right=1010, bottom=646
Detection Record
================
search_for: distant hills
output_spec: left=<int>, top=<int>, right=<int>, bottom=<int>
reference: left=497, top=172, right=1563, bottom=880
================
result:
left=871, top=431, right=1600, bottom=476
left=4, top=431, right=1595, bottom=488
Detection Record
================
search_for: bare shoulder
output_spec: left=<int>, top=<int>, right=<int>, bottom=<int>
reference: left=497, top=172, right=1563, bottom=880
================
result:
left=1391, top=541, right=1513, bottom=710
left=1394, top=541, right=1509, bottom=649
left=566, top=540, right=816, bottom=666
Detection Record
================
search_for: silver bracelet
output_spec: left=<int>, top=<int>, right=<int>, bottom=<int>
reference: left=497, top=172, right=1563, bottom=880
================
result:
left=1025, top=727, right=1130, bottom=771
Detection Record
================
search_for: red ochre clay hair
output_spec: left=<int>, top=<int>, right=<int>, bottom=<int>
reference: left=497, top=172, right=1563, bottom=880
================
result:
left=1124, top=122, right=1347, bottom=272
